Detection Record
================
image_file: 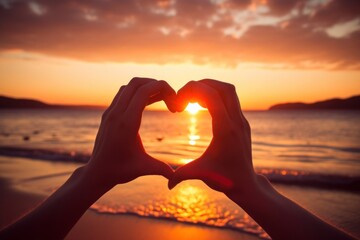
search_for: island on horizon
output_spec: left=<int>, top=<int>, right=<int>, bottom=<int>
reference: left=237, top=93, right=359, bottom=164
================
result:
left=0, top=95, right=105, bottom=110
left=1, top=95, right=360, bottom=111
left=269, top=95, right=360, bottom=111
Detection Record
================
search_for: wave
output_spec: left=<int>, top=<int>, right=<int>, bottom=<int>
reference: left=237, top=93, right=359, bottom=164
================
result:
left=253, top=141, right=360, bottom=153
left=0, top=146, right=359, bottom=191
left=0, top=146, right=90, bottom=163
left=255, top=168, right=360, bottom=190
left=88, top=205, right=270, bottom=239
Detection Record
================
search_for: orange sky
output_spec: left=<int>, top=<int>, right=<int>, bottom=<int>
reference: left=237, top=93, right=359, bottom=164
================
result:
left=0, top=0, right=359, bottom=110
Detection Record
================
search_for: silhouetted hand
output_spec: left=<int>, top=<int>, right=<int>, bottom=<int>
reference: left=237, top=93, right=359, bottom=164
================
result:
left=84, top=77, right=176, bottom=190
left=169, top=79, right=257, bottom=196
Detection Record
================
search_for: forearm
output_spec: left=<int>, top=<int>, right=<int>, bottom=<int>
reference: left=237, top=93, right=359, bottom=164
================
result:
left=0, top=165, right=111, bottom=240
left=227, top=174, right=355, bottom=240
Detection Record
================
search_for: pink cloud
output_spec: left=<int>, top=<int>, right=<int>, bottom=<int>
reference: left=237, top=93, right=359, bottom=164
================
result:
left=0, top=0, right=359, bottom=69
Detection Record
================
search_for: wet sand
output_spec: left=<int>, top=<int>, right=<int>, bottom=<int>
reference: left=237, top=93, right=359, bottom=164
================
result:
left=0, top=178, right=260, bottom=240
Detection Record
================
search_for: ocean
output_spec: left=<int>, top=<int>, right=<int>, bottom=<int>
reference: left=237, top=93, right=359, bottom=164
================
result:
left=0, top=109, right=359, bottom=239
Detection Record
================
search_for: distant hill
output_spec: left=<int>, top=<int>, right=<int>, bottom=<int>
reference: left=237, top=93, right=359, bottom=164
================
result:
left=2, top=95, right=360, bottom=111
left=269, top=95, right=360, bottom=110
left=0, top=96, right=104, bottom=109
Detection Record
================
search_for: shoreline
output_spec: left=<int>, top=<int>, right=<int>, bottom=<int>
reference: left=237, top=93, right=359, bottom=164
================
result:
left=1, top=155, right=359, bottom=239
left=0, top=175, right=260, bottom=240
left=0, top=147, right=358, bottom=191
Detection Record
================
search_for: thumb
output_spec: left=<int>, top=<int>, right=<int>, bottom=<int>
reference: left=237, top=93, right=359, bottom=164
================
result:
left=169, top=162, right=234, bottom=192
left=168, top=162, right=199, bottom=190
left=143, top=156, right=174, bottom=180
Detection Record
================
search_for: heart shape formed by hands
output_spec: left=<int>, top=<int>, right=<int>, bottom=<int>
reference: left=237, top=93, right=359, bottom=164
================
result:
left=7, top=78, right=348, bottom=240
left=87, top=77, right=256, bottom=197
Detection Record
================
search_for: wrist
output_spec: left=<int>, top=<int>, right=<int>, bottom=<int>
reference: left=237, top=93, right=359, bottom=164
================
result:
left=225, top=174, right=272, bottom=205
left=71, top=165, right=114, bottom=197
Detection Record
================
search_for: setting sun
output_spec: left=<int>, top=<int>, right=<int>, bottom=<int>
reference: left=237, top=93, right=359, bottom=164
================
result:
left=185, top=103, right=204, bottom=115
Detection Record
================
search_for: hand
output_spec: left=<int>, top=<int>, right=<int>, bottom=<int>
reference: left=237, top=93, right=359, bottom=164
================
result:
left=83, top=77, right=176, bottom=191
left=169, top=79, right=258, bottom=196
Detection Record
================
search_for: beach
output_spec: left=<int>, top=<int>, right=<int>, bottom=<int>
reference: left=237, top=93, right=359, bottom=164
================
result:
left=0, top=156, right=260, bottom=240
left=1, top=155, right=359, bottom=239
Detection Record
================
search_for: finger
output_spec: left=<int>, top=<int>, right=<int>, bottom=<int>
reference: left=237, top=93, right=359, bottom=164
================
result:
left=168, top=161, right=200, bottom=189
left=103, top=85, right=126, bottom=117
left=198, top=170, right=234, bottom=192
left=142, top=156, right=174, bottom=180
left=115, top=77, right=157, bottom=112
left=197, top=79, right=251, bottom=135
left=198, top=79, right=242, bottom=121
left=175, top=81, right=208, bottom=112
left=146, top=91, right=177, bottom=113
left=94, top=86, right=126, bottom=149
left=177, top=81, right=231, bottom=131
left=125, top=80, right=176, bottom=130
left=169, top=161, right=234, bottom=192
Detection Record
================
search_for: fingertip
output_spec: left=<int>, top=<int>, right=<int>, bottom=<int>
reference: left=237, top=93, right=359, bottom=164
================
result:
left=164, top=94, right=178, bottom=113
left=157, top=81, right=177, bottom=113
left=147, top=158, right=175, bottom=180
left=168, top=162, right=199, bottom=189
left=177, top=103, right=187, bottom=113
left=159, top=163, right=175, bottom=180
left=168, top=179, right=178, bottom=190
left=175, top=94, right=188, bottom=113
left=168, top=168, right=184, bottom=189
left=164, top=167, right=175, bottom=180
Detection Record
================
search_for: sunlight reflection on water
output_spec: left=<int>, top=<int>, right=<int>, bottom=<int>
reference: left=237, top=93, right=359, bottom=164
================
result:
left=188, top=116, right=200, bottom=146
left=89, top=176, right=270, bottom=239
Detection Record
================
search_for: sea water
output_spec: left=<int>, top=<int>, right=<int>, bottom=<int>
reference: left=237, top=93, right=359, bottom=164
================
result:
left=0, top=109, right=359, bottom=239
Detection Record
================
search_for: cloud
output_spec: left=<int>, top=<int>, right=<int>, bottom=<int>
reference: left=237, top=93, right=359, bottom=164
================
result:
left=311, top=0, right=360, bottom=26
left=266, top=0, right=301, bottom=16
left=0, top=0, right=359, bottom=69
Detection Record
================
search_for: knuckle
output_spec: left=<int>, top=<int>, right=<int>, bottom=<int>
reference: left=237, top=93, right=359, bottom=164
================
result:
left=198, top=79, right=208, bottom=84
left=158, top=80, right=168, bottom=88
left=130, top=77, right=140, bottom=81
left=235, top=117, right=251, bottom=135
left=129, top=77, right=157, bottom=89
left=119, top=85, right=126, bottom=91
left=101, top=111, right=108, bottom=122
left=105, top=111, right=119, bottom=123
left=130, top=77, right=142, bottom=85
left=199, top=78, right=215, bottom=83
left=188, top=80, right=197, bottom=86
left=137, top=84, right=149, bottom=96
left=243, top=119, right=251, bottom=132
left=106, top=114, right=116, bottom=124
left=226, top=83, right=236, bottom=92
left=158, top=80, right=166, bottom=84
left=218, top=81, right=235, bottom=92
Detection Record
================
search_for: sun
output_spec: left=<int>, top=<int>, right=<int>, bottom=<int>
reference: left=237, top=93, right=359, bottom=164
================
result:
left=185, top=102, right=203, bottom=115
